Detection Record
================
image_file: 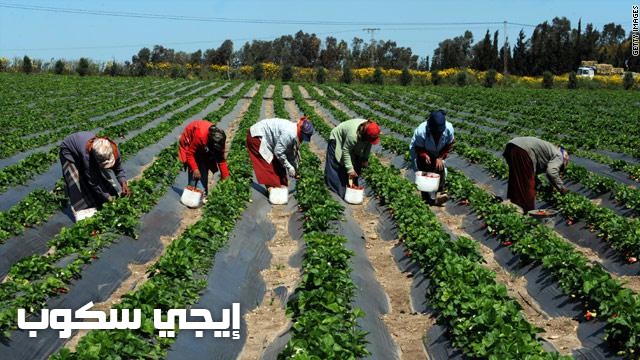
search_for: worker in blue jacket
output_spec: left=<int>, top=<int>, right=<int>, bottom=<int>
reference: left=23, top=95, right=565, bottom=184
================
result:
left=409, top=110, right=455, bottom=205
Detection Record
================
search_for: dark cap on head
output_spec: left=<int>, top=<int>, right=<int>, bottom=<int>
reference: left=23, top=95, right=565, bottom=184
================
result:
left=208, top=125, right=226, bottom=152
left=427, top=110, right=446, bottom=135
left=300, top=119, right=314, bottom=142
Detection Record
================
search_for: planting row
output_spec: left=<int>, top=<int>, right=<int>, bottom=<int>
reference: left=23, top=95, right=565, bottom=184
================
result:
left=280, top=144, right=369, bottom=359
left=0, top=79, right=200, bottom=158
left=54, top=83, right=265, bottom=359
left=0, top=75, right=162, bottom=133
left=446, top=169, right=640, bottom=357
left=299, top=85, right=561, bottom=358
left=0, top=81, right=215, bottom=193
left=329, top=84, right=640, bottom=261
left=0, top=82, right=240, bottom=245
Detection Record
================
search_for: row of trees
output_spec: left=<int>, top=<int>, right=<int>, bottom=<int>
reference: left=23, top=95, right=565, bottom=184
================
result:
left=431, top=18, right=638, bottom=74
left=125, top=31, right=420, bottom=76
left=5, top=17, right=638, bottom=77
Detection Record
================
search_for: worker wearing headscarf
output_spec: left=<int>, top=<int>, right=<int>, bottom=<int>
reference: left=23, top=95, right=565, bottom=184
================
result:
left=247, top=117, right=315, bottom=191
left=59, top=131, right=130, bottom=214
left=178, top=119, right=230, bottom=195
left=409, top=110, right=455, bottom=203
left=503, top=136, right=570, bottom=212
left=325, top=118, right=381, bottom=198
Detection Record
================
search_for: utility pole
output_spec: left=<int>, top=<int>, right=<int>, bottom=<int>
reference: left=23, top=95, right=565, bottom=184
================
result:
left=503, top=21, right=509, bottom=75
left=363, top=28, right=380, bottom=67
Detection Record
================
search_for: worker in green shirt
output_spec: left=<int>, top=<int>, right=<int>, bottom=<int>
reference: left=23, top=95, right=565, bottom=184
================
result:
left=325, top=118, right=381, bottom=198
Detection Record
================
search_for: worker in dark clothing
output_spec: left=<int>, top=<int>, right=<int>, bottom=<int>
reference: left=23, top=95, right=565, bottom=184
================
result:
left=503, top=136, right=570, bottom=212
left=59, top=132, right=130, bottom=216
left=409, top=110, right=455, bottom=205
left=178, top=120, right=230, bottom=197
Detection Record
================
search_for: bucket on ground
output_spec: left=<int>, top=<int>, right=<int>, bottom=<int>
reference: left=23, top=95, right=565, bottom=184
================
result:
left=73, top=207, right=97, bottom=222
left=269, top=187, right=289, bottom=205
left=345, top=179, right=364, bottom=205
left=527, top=209, right=558, bottom=227
left=415, top=171, right=440, bottom=192
left=181, top=186, right=203, bottom=208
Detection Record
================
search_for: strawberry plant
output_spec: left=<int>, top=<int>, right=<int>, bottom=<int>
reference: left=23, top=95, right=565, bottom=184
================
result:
left=53, top=82, right=265, bottom=359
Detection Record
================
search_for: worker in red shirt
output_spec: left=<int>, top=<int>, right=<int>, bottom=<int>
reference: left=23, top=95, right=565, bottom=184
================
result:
left=178, top=120, right=230, bottom=196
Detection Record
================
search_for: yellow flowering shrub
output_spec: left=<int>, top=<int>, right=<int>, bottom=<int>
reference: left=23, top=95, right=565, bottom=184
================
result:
left=295, top=67, right=314, bottom=82
left=261, top=62, right=280, bottom=80
left=239, top=65, right=253, bottom=76
left=410, top=70, right=431, bottom=83
left=438, top=68, right=459, bottom=79
left=0, top=57, right=9, bottom=71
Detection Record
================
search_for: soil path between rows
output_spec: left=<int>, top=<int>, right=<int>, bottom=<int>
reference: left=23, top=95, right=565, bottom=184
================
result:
left=239, top=92, right=301, bottom=359
left=296, top=93, right=433, bottom=359
left=63, top=87, right=255, bottom=351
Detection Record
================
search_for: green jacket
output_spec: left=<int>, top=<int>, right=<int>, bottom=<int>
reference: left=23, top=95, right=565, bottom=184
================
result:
left=329, top=119, right=371, bottom=173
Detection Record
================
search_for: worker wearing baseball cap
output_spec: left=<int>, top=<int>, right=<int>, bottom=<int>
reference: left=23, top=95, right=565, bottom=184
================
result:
left=409, top=110, right=455, bottom=205
left=325, top=118, right=381, bottom=198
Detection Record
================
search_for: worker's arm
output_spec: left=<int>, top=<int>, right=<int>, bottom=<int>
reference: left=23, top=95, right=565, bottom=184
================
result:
left=110, top=153, right=127, bottom=184
left=185, top=138, right=201, bottom=173
left=438, top=138, right=455, bottom=160
left=409, top=127, right=427, bottom=170
left=84, top=166, right=111, bottom=202
left=341, top=137, right=356, bottom=175
left=546, top=157, right=566, bottom=192
left=275, top=134, right=297, bottom=177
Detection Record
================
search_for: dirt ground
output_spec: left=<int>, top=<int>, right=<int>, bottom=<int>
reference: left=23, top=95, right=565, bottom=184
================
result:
left=297, top=85, right=310, bottom=99
left=240, top=96, right=301, bottom=359
left=429, top=205, right=582, bottom=354
left=282, top=84, right=293, bottom=99
left=352, top=197, right=433, bottom=359
left=64, top=96, right=253, bottom=351
left=240, top=204, right=300, bottom=359
left=306, top=129, right=431, bottom=359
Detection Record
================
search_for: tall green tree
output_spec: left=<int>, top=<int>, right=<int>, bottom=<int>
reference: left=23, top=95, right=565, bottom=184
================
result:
left=22, top=55, right=33, bottom=74
left=54, top=59, right=65, bottom=74
left=77, top=58, right=90, bottom=76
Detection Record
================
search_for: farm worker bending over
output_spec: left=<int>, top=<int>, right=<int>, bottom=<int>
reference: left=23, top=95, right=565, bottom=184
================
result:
left=178, top=120, right=230, bottom=196
left=247, top=117, right=315, bottom=192
left=409, top=110, right=455, bottom=205
left=325, top=119, right=381, bottom=198
left=503, top=136, right=570, bottom=212
left=59, top=131, right=131, bottom=214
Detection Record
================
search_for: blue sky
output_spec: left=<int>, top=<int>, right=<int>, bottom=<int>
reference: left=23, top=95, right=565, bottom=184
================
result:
left=0, top=0, right=635, bottom=63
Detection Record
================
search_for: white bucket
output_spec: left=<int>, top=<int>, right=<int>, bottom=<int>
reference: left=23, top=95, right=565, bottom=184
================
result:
left=269, top=187, right=289, bottom=205
left=73, top=207, right=97, bottom=222
left=415, top=171, right=440, bottom=192
left=181, top=186, right=203, bottom=208
left=345, top=186, right=364, bottom=204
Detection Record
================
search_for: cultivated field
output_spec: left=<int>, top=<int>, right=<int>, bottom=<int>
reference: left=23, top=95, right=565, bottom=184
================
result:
left=0, top=72, right=639, bottom=359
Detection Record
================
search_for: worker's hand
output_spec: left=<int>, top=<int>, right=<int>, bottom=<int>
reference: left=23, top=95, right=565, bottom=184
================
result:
left=559, top=187, right=570, bottom=195
left=217, top=162, right=230, bottom=180
left=435, top=158, right=445, bottom=171
left=348, top=170, right=358, bottom=179
left=107, top=195, right=115, bottom=202
left=287, top=167, right=297, bottom=178
left=361, top=160, right=369, bottom=168
left=192, top=169, right=202, bottom=181
left=120, top=181, right=132, bottom=197
left=421, top=153, right=431, bottom=166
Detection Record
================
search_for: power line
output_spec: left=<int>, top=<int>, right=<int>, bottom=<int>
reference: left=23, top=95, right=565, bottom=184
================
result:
left=2, top=28, right=365, bottom=52
left=0, top=2, right=531, bottom=27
